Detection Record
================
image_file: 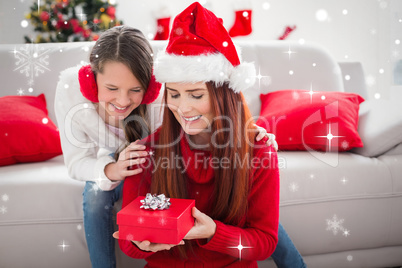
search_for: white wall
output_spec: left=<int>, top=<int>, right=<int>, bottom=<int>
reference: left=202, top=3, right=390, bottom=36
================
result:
left=1, top=0, right=401, bottom=100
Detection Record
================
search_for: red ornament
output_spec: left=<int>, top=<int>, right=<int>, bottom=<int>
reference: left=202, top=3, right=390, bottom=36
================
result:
left=69, top=18, right=80, bottom=32
left=82, top=29, right=92, bottom=39
left=75, top=26, right=84, bottom=34
left=106, top=6, right=116, bottom=19
left=56, top=0, right=69, bottom=8
left=56, top=20, right=71, bottom=30
left=40, top=11, right=50, bottom=21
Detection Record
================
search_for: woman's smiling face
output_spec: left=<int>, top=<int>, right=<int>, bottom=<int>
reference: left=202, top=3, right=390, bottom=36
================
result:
left=96, top=61, right=144, bottom=124
left=166, top=82, right=214, bottom=140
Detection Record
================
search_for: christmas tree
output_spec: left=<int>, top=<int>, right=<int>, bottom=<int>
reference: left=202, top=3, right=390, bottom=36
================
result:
left=24, top=0, right=123, bottom=43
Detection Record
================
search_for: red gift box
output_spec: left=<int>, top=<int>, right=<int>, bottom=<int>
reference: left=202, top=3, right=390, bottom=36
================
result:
left=117, top=196, right=195, bottom=244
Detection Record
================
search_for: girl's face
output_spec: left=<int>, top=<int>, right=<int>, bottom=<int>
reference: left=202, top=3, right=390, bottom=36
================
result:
left=97, top=61, right=144, bottom=125
left=166, top=82, right=214, bottom=141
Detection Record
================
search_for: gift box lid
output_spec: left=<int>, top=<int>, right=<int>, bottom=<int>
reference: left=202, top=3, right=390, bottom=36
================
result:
left=117, top=196, right=195, bottom=230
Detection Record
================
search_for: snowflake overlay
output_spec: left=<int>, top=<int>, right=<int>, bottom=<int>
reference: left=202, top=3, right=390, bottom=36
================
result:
left=159, top=217, right=167, bottom=226
left=228, top=235, right=253, bottom=260
left=17, top=88, right=25, bottom=96
left=340, top=176, right=348, bottom=185
left=2, top=194, right=9, bottom=202
left=89, top=182, right=100, bottom=196
left=326, top=214, right=350, bottom=237
left=137, top=216, right=145, bottom=224
left=12, top=44, right=51, bottom=87
left=288, top=182, right=299, bottom=192
left=58, top=240, right=70, bottom=252
left=0, top=206, right=7, bottom=214
left=0, top=194, right=9, bottom=214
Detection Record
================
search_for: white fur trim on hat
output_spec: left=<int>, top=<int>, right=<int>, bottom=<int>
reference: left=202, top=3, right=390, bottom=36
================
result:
left=154, top=50, right=256, bottom=93
left=229, top=62, right=256, bottom=93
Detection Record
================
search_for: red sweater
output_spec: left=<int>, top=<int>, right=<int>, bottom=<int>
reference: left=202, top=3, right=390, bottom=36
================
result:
left=119, top=131, right=280, bottom=267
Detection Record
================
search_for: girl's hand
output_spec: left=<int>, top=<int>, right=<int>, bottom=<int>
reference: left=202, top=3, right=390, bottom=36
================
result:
left=184, top=207, right=216, bottom=241
left=254, top=124, right=278, bottom=151
left=104, top=140, right=148, bottom=181
left=112, top=231, right=184, bottom=252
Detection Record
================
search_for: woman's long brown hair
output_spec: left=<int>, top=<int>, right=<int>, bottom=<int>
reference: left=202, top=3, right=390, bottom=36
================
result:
left=152, top=81, right=256, bottom=226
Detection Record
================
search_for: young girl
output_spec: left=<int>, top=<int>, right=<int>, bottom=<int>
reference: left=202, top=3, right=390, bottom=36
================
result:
left=114, top=3, right=305, bottom=267
left=55, top=25, right=276, bottom=268
left=55, top=26, right=160, bottom=268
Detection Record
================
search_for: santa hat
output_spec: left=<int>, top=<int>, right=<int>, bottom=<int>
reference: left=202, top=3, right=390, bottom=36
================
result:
left=153, top=2, right=256, bottom=93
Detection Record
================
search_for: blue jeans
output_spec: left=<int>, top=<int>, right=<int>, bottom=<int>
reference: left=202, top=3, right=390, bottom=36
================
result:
left=83, top=181, right=123, bottom=268
left=271, top=223, right=306, bottom=268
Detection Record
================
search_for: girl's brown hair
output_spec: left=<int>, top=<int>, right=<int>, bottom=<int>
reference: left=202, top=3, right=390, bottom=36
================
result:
left=152, top=81, right=256, bottom=226
left=90, top=26, right=152, bottom=142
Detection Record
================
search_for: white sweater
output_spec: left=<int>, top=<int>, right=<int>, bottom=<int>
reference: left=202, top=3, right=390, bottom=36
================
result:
left=56, top=65, right=157, bottom=191
left=55, top=66, right=163, bottom=191
left=55, top=65, right=124, bottom=190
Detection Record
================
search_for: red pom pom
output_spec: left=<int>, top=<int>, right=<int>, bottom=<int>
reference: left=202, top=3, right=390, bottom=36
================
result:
left=141, top=73, right=161, bottom=104
left=78, top=65, right=99, bottom=103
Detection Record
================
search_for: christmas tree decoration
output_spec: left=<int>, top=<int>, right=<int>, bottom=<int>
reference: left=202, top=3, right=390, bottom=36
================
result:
left=229, top=9, right=253, bottom=37
left=278, top=25, right=297, bottom=40
left=24, top=0, right=123, bottom=43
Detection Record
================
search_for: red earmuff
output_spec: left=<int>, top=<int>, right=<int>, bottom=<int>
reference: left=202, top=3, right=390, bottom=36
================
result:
left=78, top=65, right=99, bottom=103
left=77, top=64, right=161, bottom=104
left=141, top=72, right=162, bottom=104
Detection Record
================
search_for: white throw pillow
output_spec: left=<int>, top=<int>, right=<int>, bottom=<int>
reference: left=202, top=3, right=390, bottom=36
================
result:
left=352, top=99, right=402, bottom=157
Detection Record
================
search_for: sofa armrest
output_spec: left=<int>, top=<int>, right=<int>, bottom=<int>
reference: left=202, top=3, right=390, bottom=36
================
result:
left=338, top=62, right=368, bottom=100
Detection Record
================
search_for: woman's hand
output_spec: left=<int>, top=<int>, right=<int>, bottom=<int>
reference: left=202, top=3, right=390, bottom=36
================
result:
left=131, top=240, right=184, bottom=252
left=254, top=124, right=278, bottom=151
left=113, top=231, right=184, bottom=252
left=104, top=140, right=148, bottom=181
left=184, top=207, right=216, bottom=241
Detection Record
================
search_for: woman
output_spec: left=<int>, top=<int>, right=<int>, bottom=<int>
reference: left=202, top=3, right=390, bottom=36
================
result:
left=114, top=3, right=305, bottom=267
left=117, top=81, right=279, bottom=267
left=55, top=25, right=275, bottom=268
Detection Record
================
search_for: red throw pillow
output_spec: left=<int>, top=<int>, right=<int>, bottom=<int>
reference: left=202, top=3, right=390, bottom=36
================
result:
left=256, top=90, right=364, bottom=152
left=0, top=94, right=62, bottom=166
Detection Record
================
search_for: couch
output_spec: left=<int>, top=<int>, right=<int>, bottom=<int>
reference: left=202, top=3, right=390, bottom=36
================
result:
left=1, top=40, right=401, bottom=268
